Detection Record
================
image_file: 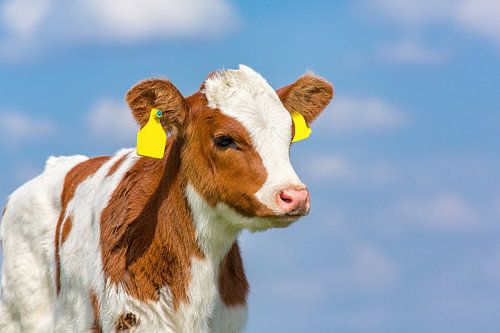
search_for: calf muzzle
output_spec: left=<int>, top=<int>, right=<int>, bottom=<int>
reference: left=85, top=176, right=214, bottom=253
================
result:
left=276, top=187, right=310, bottom=216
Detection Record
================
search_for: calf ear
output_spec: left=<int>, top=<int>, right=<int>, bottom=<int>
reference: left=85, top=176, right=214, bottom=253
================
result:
left=276, top=74, right=334, bottom=124
left=126, top=78, right=188, bottom=131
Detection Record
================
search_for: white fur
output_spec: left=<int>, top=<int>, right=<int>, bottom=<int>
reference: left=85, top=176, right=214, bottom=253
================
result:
left=210, top=297, right=247, bottom=333
left=204, top=64, right=304, bottom=213
left=0, top=154, right=88, bottom=333
left=184, top=183, right=248, bottom=333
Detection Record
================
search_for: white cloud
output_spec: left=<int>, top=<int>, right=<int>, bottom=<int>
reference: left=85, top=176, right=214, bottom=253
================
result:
left=87, top=97, right=137, bottom=144
left=362, top=0, right=452, bottom=26
left=399, top=192, right=479, bottom=229
left=377, top=41, right=449, bottom=65
left=0, top=0, right=238, bottom=57
left=0, top=110, right=56, bottom=143
left=1, top=0, right=52, bottom=38
left=455, top=0, right=500, bottom=45
left=318, top=96, right=408, bottom=135
left=364, top=0, right=500, bottom=46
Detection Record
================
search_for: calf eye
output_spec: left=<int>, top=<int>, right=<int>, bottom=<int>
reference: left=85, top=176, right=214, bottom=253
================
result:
left=214, top=135, right=236, bottom=149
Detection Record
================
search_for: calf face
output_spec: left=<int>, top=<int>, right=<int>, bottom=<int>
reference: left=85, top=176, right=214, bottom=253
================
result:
left=126, top=65, right=333, bottom=230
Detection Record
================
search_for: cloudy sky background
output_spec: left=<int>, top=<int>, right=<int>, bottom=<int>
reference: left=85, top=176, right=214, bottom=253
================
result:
left=1, top=1, right=499, bottom=332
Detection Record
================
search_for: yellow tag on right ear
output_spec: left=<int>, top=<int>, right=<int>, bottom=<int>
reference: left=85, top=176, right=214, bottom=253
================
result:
left=137, top=108, right=166, bottom=159
left=291, top=112, right=311, bottom=142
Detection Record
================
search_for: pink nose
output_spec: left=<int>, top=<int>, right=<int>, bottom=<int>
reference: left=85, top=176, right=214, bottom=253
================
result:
left=276, top=187, right=310, bottom=215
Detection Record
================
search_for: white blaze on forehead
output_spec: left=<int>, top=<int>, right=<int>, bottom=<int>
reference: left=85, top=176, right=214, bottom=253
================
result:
left=203, top=64, right=304, bottom=212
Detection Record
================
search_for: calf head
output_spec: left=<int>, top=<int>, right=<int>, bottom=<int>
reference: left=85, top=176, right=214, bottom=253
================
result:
left=126, top=65, right=333, bottom=231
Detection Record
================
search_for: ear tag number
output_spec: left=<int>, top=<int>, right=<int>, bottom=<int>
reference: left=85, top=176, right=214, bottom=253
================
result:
left=136, top=108, right=166, bottom=159
left=291, top=112, right=311, bottom=142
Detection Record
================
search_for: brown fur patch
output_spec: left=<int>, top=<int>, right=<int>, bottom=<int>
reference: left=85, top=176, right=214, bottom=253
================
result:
left=90, top=291, right=102, bottom=333
left=55, top=156, right=110, bottom=294
left=277, top=74, right=334, bottom=125
left=100, top=139, right=203, bottom=309
left=107, top=154, right=128, bottom=177
left=60, top=215, right=72, bottom=245
left=183, top=93, right=274, bottom=218
left=116, top=313, right=138, bottom=332
left=218, top=242, right=249, bottom=306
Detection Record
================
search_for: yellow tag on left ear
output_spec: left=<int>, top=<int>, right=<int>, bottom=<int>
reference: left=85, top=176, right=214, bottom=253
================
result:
left=137, top=108, right=167, bottom=159
left=291, top=112, right=311, bottom=142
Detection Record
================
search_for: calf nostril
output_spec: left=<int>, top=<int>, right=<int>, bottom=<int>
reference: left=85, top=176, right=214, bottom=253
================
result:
left=279, top=192, right=293, bottom=204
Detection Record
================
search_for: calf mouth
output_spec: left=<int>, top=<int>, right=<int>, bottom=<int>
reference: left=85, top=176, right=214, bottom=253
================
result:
left=269, top=212, right=308, bottom=228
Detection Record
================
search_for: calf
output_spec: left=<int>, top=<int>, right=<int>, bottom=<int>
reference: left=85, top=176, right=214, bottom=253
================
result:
left=0, top=65, right=333, bottom=332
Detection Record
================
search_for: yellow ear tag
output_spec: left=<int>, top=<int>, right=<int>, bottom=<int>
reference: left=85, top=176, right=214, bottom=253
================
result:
left=291, top=112, right=311, bottom=142
left=136, top=108, right=167, bottom=159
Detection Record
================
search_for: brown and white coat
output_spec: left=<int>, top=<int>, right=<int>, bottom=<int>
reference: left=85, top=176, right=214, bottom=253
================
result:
left=0, top=65, right=333, bottom=332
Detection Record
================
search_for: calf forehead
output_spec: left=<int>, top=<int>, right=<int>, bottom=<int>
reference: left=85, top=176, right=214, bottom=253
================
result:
left=203, top=65, right=292, bottom=141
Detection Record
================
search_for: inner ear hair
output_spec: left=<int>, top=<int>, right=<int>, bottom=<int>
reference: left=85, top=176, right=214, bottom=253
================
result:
left=126, top=78, right=188, bottom=129
left=277, top=74, right=334, bottom=124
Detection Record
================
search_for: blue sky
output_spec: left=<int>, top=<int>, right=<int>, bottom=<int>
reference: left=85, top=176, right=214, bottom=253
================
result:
left=1, top=1, right=499, bottom=332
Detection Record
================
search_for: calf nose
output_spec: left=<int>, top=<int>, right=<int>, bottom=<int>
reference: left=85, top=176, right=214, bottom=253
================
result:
left=276, top=187, right=310, bottom=215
